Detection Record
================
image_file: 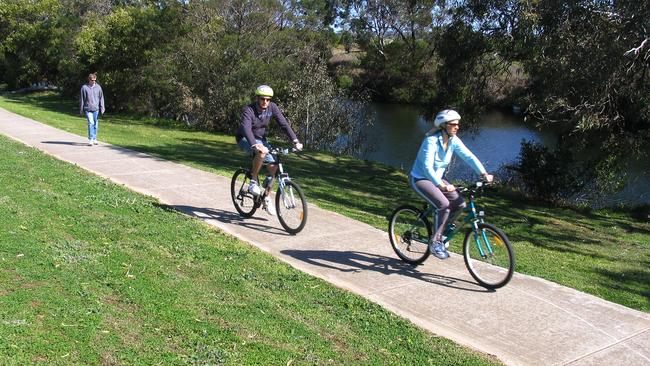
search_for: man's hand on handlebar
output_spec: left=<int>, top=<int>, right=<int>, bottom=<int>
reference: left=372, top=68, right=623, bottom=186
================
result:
left=253, top=144, right=269, bottom=155
left=293, top=140, right=303, bottom=151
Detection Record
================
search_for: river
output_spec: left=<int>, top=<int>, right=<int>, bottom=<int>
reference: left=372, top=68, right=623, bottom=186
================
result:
left=363, top=104, right=650, bottom=206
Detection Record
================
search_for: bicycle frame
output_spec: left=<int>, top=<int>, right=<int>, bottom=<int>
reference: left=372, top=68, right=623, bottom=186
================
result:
left=415, top=183, right=496, bottom=257
left=262, top=149, right=298, bottom=209
left=463, top=190, right=495, bottom=258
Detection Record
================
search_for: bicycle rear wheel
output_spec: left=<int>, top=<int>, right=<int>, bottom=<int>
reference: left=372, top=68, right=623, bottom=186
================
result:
left=231, top=168, right=258, bottom=217
left=463, top=222, right=515, bottom=289
left=276, top=180, right=307, bottom=234
left=388, top=205, right=431, bottom=265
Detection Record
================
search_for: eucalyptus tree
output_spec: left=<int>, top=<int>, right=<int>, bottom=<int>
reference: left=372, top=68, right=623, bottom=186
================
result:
left=456, top=0, right=650, bottom=199
left=158, top=0, right=371, bottom=154
left=515, top=1, right=649, bottom=195
left=340, top=0, right=443, bottom=103
left=0, top=0, right=65, bottom=88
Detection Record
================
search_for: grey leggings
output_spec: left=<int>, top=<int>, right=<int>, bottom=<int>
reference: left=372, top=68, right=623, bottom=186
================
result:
left=409, top=175, right=466, bottom=242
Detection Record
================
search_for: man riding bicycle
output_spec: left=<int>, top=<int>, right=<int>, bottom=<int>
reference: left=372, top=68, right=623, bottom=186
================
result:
left=235, top=85, right=303, bottom=216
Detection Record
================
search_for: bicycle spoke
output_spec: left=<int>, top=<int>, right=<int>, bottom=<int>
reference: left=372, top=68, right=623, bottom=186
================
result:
left=231, top=169, right=257, bottom=217
left=276, top=181, right=307, bottom=234
left=463, top=223, right=515, bottom=289
left=389, top=206, right=431, bottom=265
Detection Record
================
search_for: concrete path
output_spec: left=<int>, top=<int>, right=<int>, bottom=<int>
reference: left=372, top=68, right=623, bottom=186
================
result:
left=1, top=107, right=648, bottom=366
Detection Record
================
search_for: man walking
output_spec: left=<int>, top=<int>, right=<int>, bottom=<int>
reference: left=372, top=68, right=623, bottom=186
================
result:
left=79, top=73, right=105, bottom=146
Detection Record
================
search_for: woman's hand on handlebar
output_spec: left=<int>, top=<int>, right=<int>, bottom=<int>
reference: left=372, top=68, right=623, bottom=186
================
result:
left=440, top=183, right=456, bottom=192
left=482, top=173, right=494, bottom=184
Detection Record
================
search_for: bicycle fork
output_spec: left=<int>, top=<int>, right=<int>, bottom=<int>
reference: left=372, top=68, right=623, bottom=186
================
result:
left=277, top=176, right=296, bottom=209
left=466, top=201, right=494, bottom=259
left=471, top=225, right=494, bottom=259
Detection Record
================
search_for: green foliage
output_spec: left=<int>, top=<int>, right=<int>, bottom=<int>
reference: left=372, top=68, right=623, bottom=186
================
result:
left=509, top=141, right=586, bottom=202
left=337, top=74, right=353, bottom=89
left=0, top=0, right=64, bottom=88
left=453, top=0, right=650, bottom=200
left=151, top=0, right=343, bottom=142
left=342, top=0, right=441, bottom=105
left=282, top=48, right=373, bottom=155
left=434, top=20, right=494, bottom=116
left=60, top=4, right=183, bottom=111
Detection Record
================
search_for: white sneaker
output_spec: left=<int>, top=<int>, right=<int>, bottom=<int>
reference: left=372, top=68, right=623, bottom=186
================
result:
left=263, top=196, right=276, bottom=216
left=248, top=180, right=261, bottom=196
left=92, top=139, right=98, bottom=145
left=88, top=140, right=93, bottom=146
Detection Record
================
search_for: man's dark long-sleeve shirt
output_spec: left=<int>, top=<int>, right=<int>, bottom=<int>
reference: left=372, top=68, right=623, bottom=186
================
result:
left=79, top=84, right=105, bottom=113
left=235, top=102, right=298, bottom=145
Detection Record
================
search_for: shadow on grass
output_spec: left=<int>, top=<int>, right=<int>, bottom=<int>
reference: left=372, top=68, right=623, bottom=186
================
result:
left=594, top=267, right=650, bottom=310
left=1, top=91, right=78, bottom=115
left=281, top=249, right=492, bottom=293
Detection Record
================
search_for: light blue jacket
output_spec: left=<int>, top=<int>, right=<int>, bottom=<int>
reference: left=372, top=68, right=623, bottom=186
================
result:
left=410, top=131, right=486, bottom=186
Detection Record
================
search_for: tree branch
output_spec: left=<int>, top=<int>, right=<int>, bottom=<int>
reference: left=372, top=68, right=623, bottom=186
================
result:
left=624, top=37, right=648, bottom=57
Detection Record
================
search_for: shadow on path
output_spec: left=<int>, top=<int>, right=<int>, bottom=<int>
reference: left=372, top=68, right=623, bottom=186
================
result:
left=42, top=140, right=89, bottom=146
left=163, top=204, right=292, bottom=237
left=282, top=249, right=492, bottom=293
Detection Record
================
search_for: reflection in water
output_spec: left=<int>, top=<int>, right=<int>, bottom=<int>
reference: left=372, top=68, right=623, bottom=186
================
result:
left=365, top=105, right=553, bottom=175
left=364, top=104, right=649, bottom=205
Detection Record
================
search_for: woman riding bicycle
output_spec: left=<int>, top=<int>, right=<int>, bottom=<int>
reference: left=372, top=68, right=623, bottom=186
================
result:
left=235, top=85, right=303, bottom=215
left=410, top=109, right=493, bottom=259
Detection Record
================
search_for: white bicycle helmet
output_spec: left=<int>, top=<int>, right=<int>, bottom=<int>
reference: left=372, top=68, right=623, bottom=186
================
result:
left=434, top=109, right=461, bottom=128
left=255, top=85, right=274, bottom=97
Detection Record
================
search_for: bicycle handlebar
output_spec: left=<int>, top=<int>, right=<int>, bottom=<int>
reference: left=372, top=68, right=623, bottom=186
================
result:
left=269, top=147, right=302, bottom=155
left=456, top=180, right=493, bottom=193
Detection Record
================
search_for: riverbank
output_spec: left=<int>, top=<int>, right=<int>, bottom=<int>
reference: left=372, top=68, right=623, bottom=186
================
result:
left=363, top=103, right=650, bottom=206
left=1, top=91, right=648, bottom=313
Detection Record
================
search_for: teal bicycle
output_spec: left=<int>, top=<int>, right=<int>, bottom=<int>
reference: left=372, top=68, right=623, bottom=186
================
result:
left=388, top=181, right=515, bottom=289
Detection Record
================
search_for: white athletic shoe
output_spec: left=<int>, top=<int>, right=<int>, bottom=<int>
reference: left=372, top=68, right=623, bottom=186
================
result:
left=248, top=180, right=262, bottom=196
left=263, top=196, right=276, bottom=216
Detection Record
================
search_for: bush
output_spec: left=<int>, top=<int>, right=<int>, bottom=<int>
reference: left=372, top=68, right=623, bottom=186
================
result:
left=508, top=140, right=586, bottom=202
left=337, top=75, right=353, bottom=89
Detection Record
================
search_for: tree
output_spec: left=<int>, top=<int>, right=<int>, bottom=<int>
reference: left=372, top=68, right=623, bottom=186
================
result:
left=517, top=1, right=649, bottom=193
left=0, top=0, right=65, bottom=88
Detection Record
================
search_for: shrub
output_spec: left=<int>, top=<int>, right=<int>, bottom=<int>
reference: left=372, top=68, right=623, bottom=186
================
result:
left=508, top=140, right=586, bottom=202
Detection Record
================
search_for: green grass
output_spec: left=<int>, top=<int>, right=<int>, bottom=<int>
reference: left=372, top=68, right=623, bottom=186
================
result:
left=0, top=134, right=500, bottom=364
left=1, top=91, right=649, bottom=314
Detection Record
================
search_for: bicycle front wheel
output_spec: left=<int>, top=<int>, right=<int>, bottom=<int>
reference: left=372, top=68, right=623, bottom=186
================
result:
left=388, top=205, right=431, bottom=265
left=276, top=180, right=308, bottom=234
left=231, top=168, right=258, bottom=217
left=463, top=222, right=515, bottom=289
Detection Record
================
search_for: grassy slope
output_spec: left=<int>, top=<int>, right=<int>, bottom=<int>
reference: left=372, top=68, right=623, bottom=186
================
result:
left=0, top=91, right=648, bottom=313
left=0, top=134, right=499, bottom=364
